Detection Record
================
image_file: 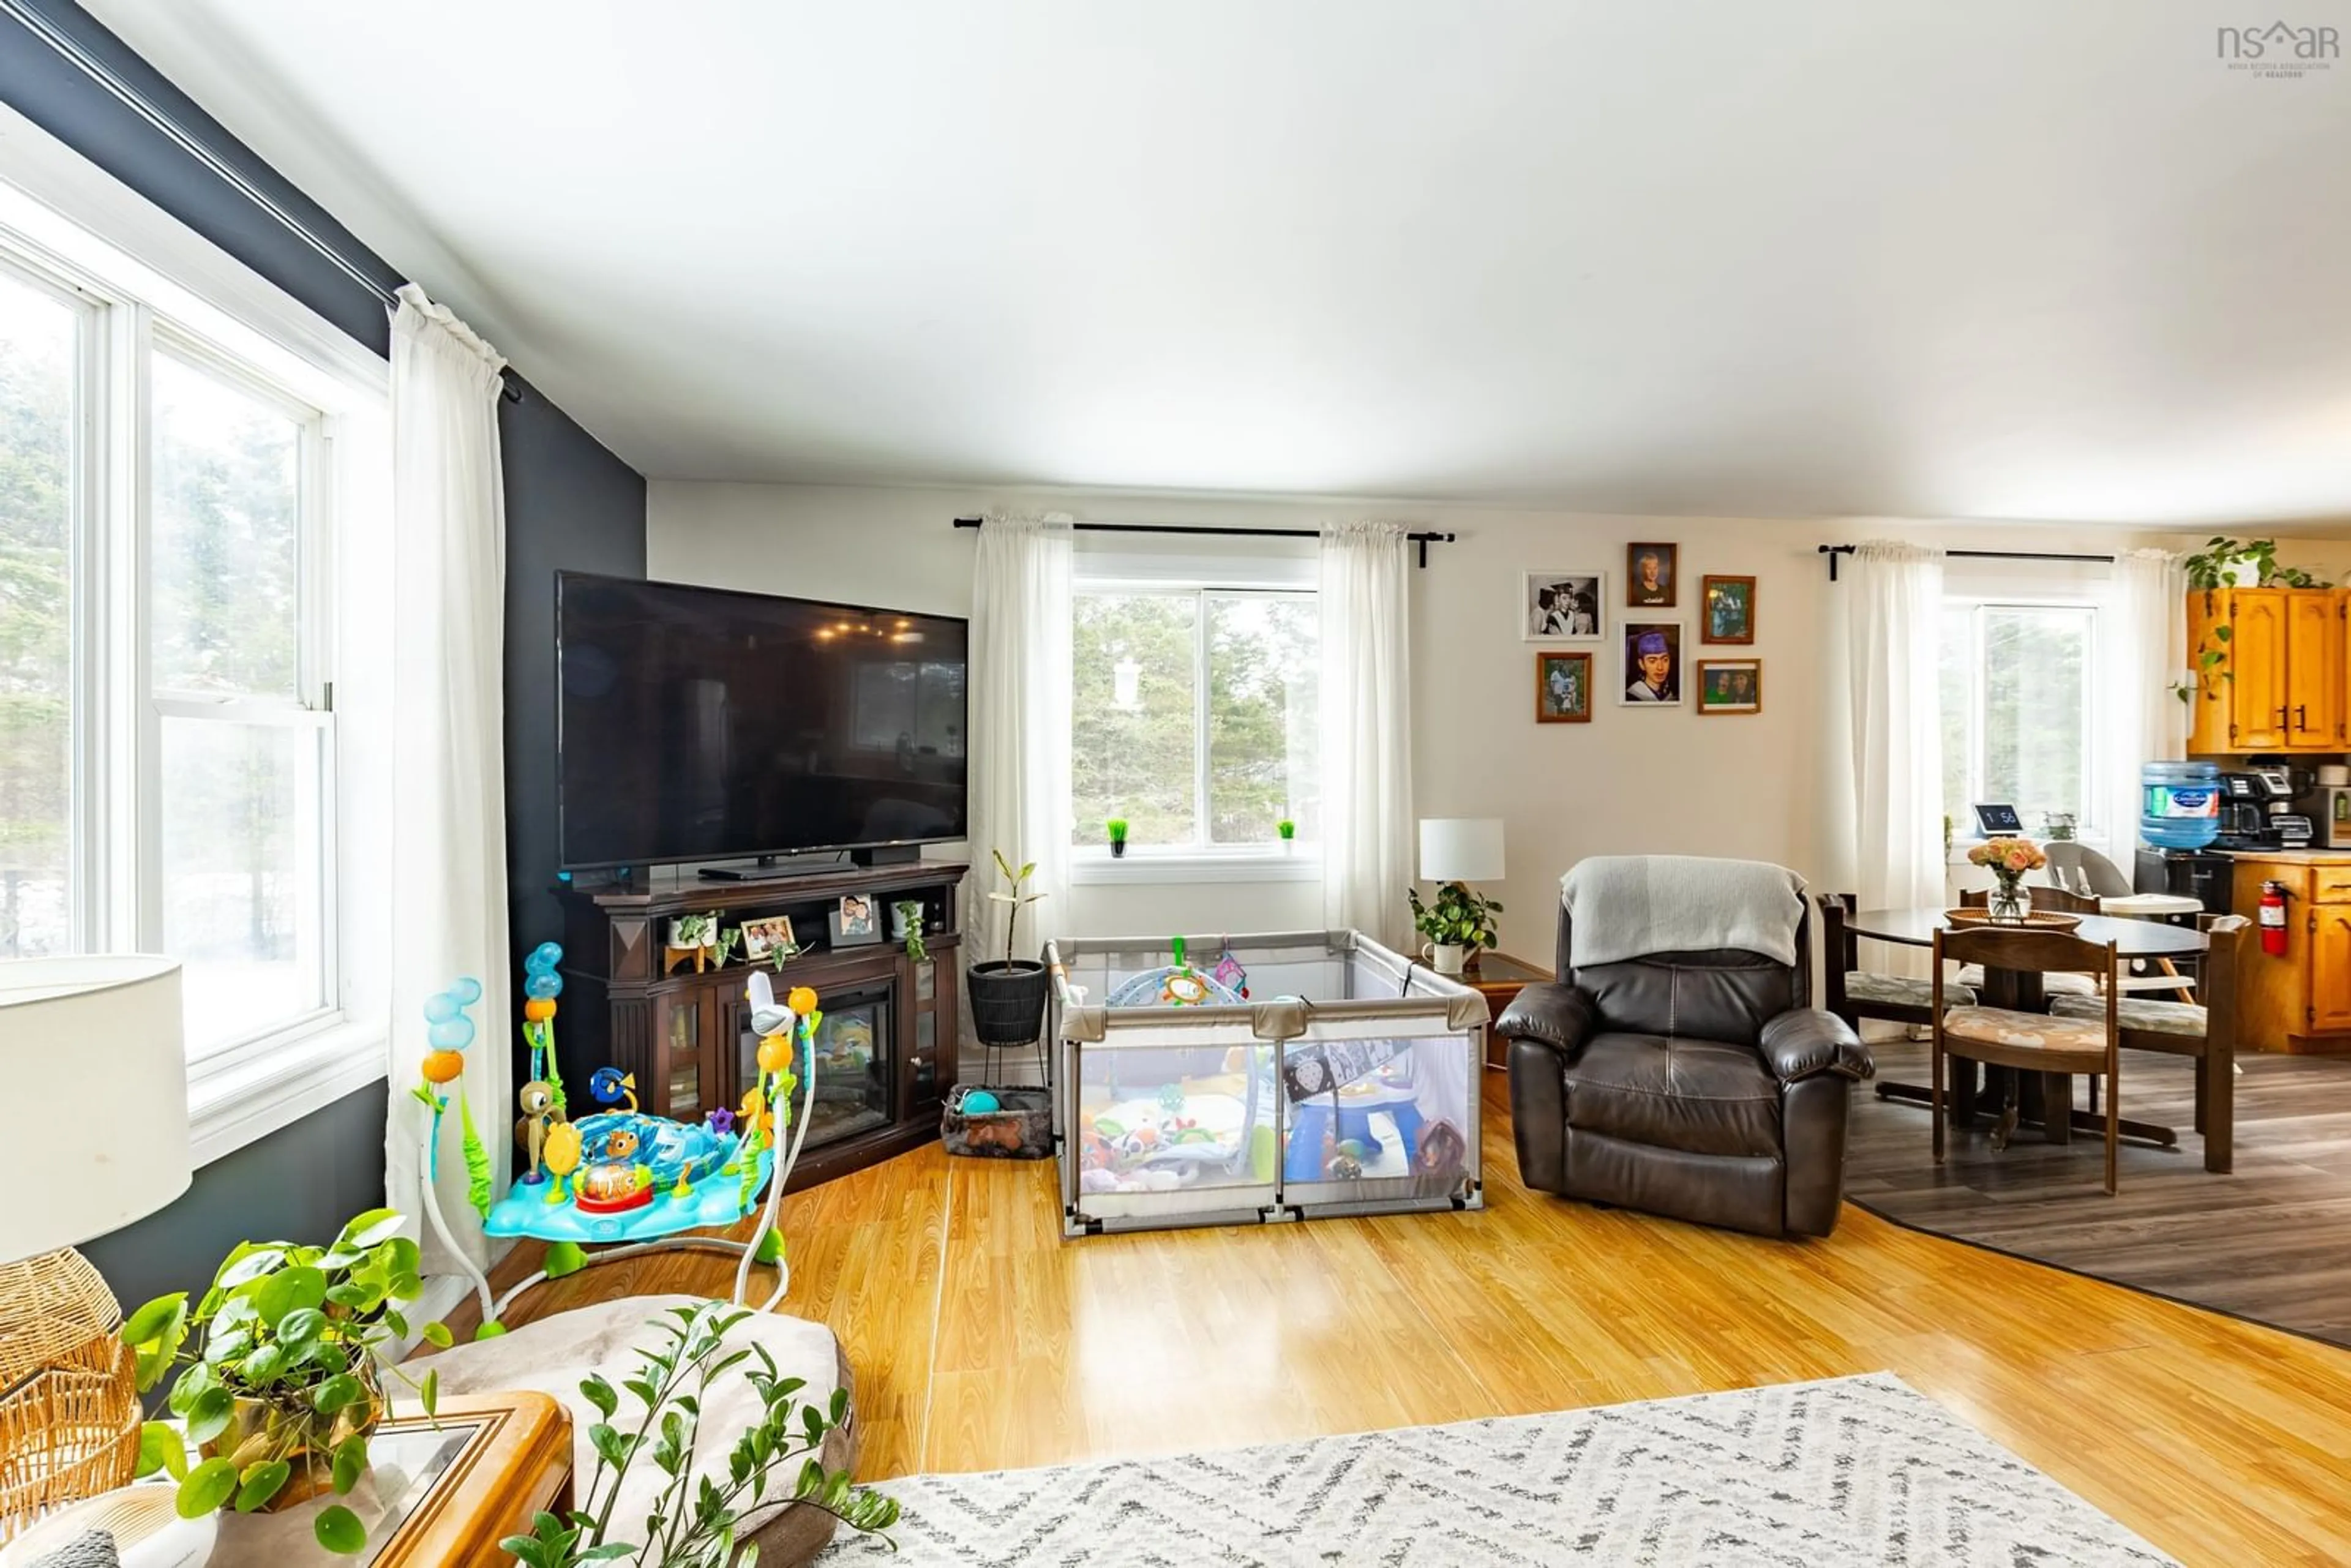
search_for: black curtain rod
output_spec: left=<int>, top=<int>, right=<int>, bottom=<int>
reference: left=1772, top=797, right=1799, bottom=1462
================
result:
left=1815, top=543, right=2115, bottom=582
left=0, top=0, right=522, bottom=403
left=952, top=515, right=1459, bottom=568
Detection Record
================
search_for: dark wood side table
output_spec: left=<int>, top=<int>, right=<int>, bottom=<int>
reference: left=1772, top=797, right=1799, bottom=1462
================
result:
left=1461, top=950, right=1551, bottom=1070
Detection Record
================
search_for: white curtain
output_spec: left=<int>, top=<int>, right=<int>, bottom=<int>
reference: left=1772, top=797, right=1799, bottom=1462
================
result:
left=2104, top=548, right=2188, bottom=858
left=967, top=511, right=1073, bottom=962
left=383, top=286, right=512, bottom=1275
left=1319, top=521, right=1415, bottom=949
left=1838, top=542, right=1947, bottom=941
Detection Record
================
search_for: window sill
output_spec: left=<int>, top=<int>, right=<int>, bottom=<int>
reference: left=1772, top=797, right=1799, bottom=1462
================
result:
left=186, top=1013, right=389, bottom=1168
left=1071, top=848, right=1320, bottom=885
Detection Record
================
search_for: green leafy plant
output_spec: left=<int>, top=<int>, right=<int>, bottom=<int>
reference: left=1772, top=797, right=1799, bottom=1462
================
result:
left=987, top=847, right=1046, bottom=961
left=123, top=1209, right=450, bottom=1556
left=712, top=925, right=743, bottom=967
left=1105, top=817, right=1128, bottom=844
left=499, top=1301, right=899, bottom=1567
left=1407, top=882, right=1503, bottom=951
left=1276, top=819, right=1296, bottom=842
left=672, top=913, right=717, bottom=949
left=2183, top=536, right=2331, bottom=591
left=894, top=901, right=928, bottom=962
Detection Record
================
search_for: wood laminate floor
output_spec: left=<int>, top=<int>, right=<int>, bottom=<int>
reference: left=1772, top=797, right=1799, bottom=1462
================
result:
left=455, top=1075, right=2351, bottom=1566
left=1848, top=1039, right=2351, bottom=1346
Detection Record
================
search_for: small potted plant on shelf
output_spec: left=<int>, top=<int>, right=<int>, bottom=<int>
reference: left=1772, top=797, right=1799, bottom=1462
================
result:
left=1277, top=817, right=1297, bottom=853
left=2183, top=536, right=2333, bottom=592
left=121, top=1208, right=451, bottom=1555
left=1106, top=817, right=1129, bottom=859
left=967, top=849, right=1050, bottom=1048
left=891, top=898, right=927, bottom=962
left=1406, top=881, right=1502, bottom=977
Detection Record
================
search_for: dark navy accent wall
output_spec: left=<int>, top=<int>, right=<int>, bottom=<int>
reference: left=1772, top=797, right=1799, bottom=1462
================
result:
left=2, top=1, right=648, bottom=1300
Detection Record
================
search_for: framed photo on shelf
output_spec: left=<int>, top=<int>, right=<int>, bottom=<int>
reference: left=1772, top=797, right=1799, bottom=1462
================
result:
left=1521, top=571, right=1605, bottom=641
left=1701, top=575, right=1757, bottom=643
left=1619, top=621, right=1684, bottom=705
left=1695, top=659, right=1763, bottom=715
left=1625, top=543, right=1678, bottom=607
left=738, top=915, right=798, bottom=962
left=1534, top=650, right=1592, bottom=723
left=828, top=892, right=882, bottom=947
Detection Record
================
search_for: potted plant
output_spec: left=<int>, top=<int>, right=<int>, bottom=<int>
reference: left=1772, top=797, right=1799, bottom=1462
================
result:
left=2183, top=536, right=2332, bottom=591
left=967, top=849, right=1050, bottom=1048
left=122, top=1208, right=450, bottom=1555
left=891, top=899, right=928, bottom=962
left=1406, top=881, right=1503, bottom=976
left=1106, top=817, right=1129, bottom=859
left=501, top=1300, right=898, bottom=1567
left=1277, top=818, right=1296, bottom=853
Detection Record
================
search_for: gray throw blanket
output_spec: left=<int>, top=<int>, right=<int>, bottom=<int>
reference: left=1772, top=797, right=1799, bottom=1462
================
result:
left=1562, top=855, right=1805, bottom=967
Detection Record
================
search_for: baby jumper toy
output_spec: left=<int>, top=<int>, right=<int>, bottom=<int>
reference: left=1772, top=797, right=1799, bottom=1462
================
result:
left=413, top=947, right=823, bottom=1335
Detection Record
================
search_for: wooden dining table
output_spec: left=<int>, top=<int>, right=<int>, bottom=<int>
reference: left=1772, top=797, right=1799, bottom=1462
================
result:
left=1846, top=907, right=2208, bottom=1151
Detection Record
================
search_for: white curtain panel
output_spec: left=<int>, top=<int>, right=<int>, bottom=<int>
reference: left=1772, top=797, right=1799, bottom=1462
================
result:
left=1841, top=542, right=1947, bottom=962
left=2103, top=547, right=2189, bottom=855
left=382, top=286, right=512, bottom=1275
left=1319, top=521, right=1415, bottom=948
left=967, top=511, right=1073, bottom=962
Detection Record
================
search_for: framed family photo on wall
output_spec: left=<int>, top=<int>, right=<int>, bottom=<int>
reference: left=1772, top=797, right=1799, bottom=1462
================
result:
left=1696, top=659, right=1763, bottom=715
left=1625, top=543, right=1678, bottom=607
left=1620, top=621, right=1683, bottom=705
left=1535, top=650, right=1592, bottom=722
left=1522, top=571, right=1604, bottom=640
left=1701, top=575, right=1756, bottom=643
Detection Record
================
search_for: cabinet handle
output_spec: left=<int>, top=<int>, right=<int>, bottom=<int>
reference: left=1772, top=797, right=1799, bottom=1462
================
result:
left=2298, top=704, right=2309, bottom=730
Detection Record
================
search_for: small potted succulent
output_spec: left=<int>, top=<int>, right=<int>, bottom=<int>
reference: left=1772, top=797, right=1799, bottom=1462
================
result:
left=1106, top=817, right=1129, bottom=859
left=967, top=849, right=1050, bottom=1046
left=122, top=1208, right=450, bottom=1555
left=1277, top=817, right=1297, bottom=853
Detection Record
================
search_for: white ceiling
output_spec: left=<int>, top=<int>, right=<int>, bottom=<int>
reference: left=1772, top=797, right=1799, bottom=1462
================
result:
left=80, top=1, right=2351, bottom=525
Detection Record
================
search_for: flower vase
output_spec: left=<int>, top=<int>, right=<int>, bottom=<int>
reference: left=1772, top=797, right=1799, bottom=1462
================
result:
left=1989, top=875, right=2030, bottom=925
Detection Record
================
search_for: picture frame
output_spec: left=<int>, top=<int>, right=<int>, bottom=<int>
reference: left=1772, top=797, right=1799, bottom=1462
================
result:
left=1625, top=542, right=1679, bottom=607
left=1619, top=621, right=1684, bottom=706
left=1534, top=650, right=1592, bottom=723
left=828, top=892, right=882, bottom=947
left=1521, top=571, right=1605, bottom=642
left=737, top=914, right=799, bottom=962
left=1695, top=658, right=1763, bottom=715
left=1701, top=574, right=1757, bottom=644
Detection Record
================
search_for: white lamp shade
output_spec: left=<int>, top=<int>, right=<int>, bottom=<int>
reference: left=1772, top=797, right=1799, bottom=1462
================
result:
left=0, top=956, right=190, bottom=1259
left=1419, top=817, right=1505, bottom=883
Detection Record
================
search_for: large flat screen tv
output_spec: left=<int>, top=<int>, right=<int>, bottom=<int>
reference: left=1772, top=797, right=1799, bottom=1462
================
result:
left=557, top=572, right=969, bottom=869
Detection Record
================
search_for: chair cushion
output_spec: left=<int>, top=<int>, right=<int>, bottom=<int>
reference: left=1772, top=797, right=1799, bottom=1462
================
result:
left=2049, top=993, right=2208, bottom=1037
left=1954, top=964, right=2098, bottom=997
left=1845, top=971, right=1973, bottom=1010
left=1942, top=1006, right=2109, bottom=1054
left=1564, top=1032, right=1782, bottom=1159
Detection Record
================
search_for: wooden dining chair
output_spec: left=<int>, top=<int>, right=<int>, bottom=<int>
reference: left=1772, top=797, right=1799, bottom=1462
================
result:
left=1951, top=887, right=2099, bottom=997
left=1818, top=892, right=1973, bottom=1033
left=1932, top=925, right=2123, bottom=1195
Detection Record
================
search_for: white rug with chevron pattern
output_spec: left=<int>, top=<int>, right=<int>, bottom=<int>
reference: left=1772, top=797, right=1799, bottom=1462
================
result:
left=817, top=1371, right=2175, bottom=1566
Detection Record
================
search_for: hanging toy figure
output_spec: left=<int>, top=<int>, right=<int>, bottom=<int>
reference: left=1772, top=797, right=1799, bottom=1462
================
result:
left=588, top=1066, right=639, bottom=1113
left=514, top=1080, right=562, bottom=1184
left=520, top=942, right=568, bottom=1113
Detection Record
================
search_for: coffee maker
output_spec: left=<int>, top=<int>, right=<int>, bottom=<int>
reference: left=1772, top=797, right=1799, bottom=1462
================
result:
left=2214, top=767, right=2314, bottom=850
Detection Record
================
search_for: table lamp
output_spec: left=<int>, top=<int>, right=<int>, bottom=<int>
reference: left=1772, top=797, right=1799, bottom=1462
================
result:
left=1417, top=819, right=1507, bottom=972
left=0, top=955, right=190, bottom=1537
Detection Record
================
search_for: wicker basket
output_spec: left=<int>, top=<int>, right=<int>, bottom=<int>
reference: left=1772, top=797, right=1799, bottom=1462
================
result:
left=0, top=1248, right=141, bottom=1537
left=1944, top=907, right=2085, bottom=932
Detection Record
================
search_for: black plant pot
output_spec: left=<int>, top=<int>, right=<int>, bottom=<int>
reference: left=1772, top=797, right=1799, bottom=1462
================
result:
left=967, top=959, right=1051, bottom=1046
left=1109, top=839, right=1127, bottom=858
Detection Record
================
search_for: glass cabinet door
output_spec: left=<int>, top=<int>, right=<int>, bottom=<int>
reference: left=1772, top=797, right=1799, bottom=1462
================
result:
left=662, top=997, right=705, bottom=1118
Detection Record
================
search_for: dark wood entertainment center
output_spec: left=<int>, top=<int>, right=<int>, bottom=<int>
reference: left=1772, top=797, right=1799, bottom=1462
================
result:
left=554, top=860, right=968, bottom=1193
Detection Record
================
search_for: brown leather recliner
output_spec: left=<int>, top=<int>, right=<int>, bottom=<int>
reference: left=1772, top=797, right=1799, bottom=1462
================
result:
left=1495, top=869, right=1874, bottom=1239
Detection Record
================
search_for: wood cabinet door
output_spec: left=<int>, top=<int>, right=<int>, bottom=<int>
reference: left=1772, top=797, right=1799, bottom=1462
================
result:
left=2227, top=589, right=2290, bottom=750
left=2284, top=590, right=2344, bottom=748
left=2312, top=905, right=2351, bottom=1035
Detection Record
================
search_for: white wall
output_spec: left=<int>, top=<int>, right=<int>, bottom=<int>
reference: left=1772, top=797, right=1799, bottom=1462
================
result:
left=648, top=480, right=2341, bottom=958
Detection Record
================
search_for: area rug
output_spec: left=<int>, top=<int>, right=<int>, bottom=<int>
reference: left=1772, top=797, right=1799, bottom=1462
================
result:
left=819, top=1371, right=2175, bottom=1566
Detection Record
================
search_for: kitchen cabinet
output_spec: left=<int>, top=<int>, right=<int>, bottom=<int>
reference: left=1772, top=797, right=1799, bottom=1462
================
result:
left=2186, top=588, right=2344, bottom=754
left=2229, top=855, right=2351, bottom=1052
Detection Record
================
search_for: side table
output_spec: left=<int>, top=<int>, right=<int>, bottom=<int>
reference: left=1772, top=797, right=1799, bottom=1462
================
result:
left=1461, top=950, right=1551, bottom=1070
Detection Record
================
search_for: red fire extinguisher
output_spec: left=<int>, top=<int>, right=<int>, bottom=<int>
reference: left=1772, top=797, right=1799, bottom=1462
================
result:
left=2260, top=880, right=2290, bottom=956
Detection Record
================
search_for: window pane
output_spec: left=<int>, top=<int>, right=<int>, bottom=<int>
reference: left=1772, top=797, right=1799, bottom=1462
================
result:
left=1071, top=592, right=1197, bottom=847
left=0, top=271, right=79, bottom=957
left=1207, top=595, right=1318, bottom=844
left=151, top=351, right=300, bottom=697
left=162, top=716, right=323, bottom=1051
left=1979, top=607, right=2093, bottom=832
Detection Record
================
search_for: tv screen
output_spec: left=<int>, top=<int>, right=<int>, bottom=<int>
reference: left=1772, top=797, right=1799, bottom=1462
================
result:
left=557, top=573, right=969, bottom=869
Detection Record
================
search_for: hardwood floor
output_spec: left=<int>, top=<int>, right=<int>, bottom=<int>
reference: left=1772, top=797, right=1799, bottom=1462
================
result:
left=1850, top=1037, right=2351, bottom=1345
left=456, top=1075, right=2351, bottom=1566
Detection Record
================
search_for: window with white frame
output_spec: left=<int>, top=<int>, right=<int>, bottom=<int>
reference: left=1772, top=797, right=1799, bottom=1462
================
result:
left=1938, top=597, right=2099, bottom=842
left=1070, top=580, right=1319, bottom=854
left=0, top=185, right=369, bottom=1067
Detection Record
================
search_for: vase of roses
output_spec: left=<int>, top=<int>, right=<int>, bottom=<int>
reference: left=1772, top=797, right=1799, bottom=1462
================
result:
left=1967, top=836, right=2047, bottom=923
